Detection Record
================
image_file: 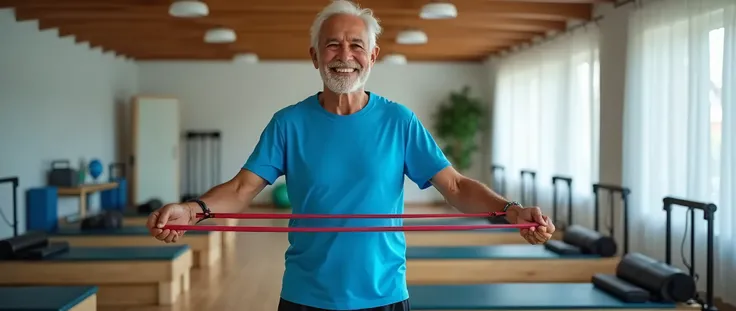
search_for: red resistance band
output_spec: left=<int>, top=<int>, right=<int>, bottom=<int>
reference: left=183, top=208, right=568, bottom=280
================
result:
left=196, top=211, right=507, bottom=219
left=160, top=211, right=540, bottom=232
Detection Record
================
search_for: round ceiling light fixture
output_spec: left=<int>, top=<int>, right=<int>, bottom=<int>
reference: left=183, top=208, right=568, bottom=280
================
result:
left=419, top=2, right=457, bottom=19
left=382, top=54, right=407, bottom=65
left=233, top=53, right=259, bottom=64
left=205, top=27, right=236, bottom=43
left=169, top=0, right=209, bottom=18
left=396, top=30, right=428, bottom=45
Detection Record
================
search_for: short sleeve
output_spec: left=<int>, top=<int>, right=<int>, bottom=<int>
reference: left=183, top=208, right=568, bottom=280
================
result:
left=242, top=116, right=286, bottom=185
left=404, top=113, right=451, bottom=189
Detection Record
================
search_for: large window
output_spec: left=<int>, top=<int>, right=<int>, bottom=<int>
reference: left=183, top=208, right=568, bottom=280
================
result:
left=708, top=27, right=723, bottom=207
left=491, top=26, right=600, bottom=227
left=622, top=0, right=735, bottom=303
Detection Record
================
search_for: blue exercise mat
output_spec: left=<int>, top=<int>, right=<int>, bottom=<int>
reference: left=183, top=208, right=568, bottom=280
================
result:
left=41, top=245, right=190, bottom=261
left=0, top=285, right=97, bottom=311
left=406, top=245, right=600, bottom=259
left=52, top=226, right=209, bottom=236
left=408, top=283, right=678, bottom=310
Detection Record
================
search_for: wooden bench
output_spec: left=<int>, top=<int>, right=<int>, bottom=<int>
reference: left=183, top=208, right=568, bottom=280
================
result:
left=0, top=245, right=192, bottom=307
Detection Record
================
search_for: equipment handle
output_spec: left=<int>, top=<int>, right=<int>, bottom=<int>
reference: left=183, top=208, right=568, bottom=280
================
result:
left=663, top=197, right=717, bottom=215
left=520, top=169, right=537, bottom=206
left=592, top=183, right=631, bottom=255
left=491, top=165, right=506, bottom=196
left=663, top=196, right=717, bottom=311
left=593, top=183, right=631, bottom=194
left=551, top=175, right=573, bottom=227
left=0, top=176, right=19, bottom=237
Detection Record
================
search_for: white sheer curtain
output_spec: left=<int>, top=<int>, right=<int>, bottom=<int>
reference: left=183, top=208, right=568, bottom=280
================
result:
left=622, top=0, right=736, bottom=305
left=491, top=25, right=600, bottom=229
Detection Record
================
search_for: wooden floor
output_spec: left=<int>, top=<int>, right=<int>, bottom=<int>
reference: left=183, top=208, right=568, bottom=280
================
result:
left=99, top=205, right=456, bottom=311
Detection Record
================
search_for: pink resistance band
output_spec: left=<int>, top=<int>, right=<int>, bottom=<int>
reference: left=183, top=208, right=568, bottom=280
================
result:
left=160, top=211, right=541, bottom=232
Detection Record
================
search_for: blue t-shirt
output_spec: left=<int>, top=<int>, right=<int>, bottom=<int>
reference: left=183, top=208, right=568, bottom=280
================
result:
left=243, top=91, right=451, bottom=310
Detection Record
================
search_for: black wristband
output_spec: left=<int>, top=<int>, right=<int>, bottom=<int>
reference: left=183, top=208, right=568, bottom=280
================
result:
left=187, top=199, right=211, bottom=224
left=503, top=201, right=522, bottom=212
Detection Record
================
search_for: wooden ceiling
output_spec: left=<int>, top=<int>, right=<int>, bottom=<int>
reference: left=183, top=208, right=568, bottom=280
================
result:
left=0, top=0, right=613, bottom=62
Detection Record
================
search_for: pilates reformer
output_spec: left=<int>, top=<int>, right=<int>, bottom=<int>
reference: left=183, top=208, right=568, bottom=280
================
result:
left=405, top=183, right=631, bottom=284
left=48, top=225, right=222, bottom=268
left=0, top=175, right=192, bottom=307
left=408, top=196, right=718, bottom=311
left=403, top=174, right=571, bottom=247
left=0, top=285, right=98, bottom=311
left=0, top=232, right=192, bottom=307
left=491, top=164, right=506, bottom=197
left=405, top=225, right=619, bottom=284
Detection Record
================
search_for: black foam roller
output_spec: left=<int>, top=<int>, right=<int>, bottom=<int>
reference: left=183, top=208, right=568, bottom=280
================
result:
left=544, top=240, right=582, bottom=255
left=592, top=273, right=650, bottom=303
left=616, top=252, right=696, bottom=302
left=0, top=231, right=48, bottom=260
left=562, top=224, right=617, bottom=257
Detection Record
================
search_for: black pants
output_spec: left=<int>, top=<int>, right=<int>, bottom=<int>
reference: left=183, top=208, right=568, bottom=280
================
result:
left=278, top=298, right=410, bottom=311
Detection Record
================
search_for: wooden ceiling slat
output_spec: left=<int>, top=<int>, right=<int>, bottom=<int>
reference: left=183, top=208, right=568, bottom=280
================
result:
left=30, top=14, right=568, bottom=33
left=65, top=32, right=533, bottom=45
left=42, top=21, right=551, bottom=38
left=11, top=0, right=593, bottom=21
left=53, top=24, right=540, bottom=41
left=2, top=0, right=611, bottom=61
left=77, top=37, right=517, bottom=52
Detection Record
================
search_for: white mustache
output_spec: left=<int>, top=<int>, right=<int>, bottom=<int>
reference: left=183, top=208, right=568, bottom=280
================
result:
left=327, top=61, right=361, bottom=70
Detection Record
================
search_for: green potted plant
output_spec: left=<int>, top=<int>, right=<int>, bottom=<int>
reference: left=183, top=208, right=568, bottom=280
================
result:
left=433, top=86, right=486, bottom=172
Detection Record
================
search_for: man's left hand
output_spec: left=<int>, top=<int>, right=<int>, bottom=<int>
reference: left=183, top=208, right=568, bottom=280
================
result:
left=511, top=206, right=555, bottom=244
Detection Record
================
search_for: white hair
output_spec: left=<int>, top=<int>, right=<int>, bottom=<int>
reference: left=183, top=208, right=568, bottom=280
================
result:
left=310, top=0, right=382, bottom=50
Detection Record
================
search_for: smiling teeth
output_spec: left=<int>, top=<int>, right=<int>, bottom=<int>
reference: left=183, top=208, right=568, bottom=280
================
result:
left=334, top=68, right=356, bottom=73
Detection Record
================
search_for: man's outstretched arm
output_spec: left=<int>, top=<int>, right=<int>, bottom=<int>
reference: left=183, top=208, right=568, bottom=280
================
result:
left=430, top=166, right=555, bottom=244
left=429, top=166, right=522, bottom=223
left=183, top=168, right=268, bottom=218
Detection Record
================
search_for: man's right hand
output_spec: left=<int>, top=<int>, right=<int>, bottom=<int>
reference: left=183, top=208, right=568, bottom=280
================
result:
left=146, top=203, right=195, bottom=243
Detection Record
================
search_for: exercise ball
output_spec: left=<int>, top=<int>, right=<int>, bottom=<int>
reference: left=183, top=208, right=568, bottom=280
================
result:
left=88, top=159, right=103, bottom=181
left=272, top=183, right=290, bottom=208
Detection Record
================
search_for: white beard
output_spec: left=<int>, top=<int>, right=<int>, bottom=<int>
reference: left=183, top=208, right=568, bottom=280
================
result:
left=319, top=60, right=372, bottom=94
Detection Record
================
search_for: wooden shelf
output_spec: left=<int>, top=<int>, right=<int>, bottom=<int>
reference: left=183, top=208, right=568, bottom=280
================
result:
left=57, top=182, right=118, bottom=195
left=57, top=182, right=119, bottom=218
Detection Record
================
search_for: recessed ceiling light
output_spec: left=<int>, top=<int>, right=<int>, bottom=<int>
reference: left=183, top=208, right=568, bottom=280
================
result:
left=382, top=54, right=407, bottom=64
left=169, top=0, right=209, bottom=18
left=233, top=53, right=259, bottom=63
left=420, top=2, right=457, bottom=19
left=396, top=30, right=428, bottom=45
left=205, top=28, right=236, bottom=43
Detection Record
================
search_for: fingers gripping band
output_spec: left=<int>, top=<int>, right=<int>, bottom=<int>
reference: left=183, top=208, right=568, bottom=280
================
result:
left=161, top=211, right=541, bottom=232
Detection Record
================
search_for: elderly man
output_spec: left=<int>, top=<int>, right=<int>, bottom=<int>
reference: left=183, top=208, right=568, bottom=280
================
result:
left=147, top=0, right=555, bottom=310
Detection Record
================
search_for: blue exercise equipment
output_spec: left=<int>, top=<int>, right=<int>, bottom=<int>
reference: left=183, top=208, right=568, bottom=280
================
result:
left=0, top=285, right=98, bottom=311
left=100, top=162, right=128, bottom=212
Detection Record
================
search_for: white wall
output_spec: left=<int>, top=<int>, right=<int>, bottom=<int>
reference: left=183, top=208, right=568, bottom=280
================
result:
left=137, top=61, right=490, bottom=204
left=0, top=9, right=139, bottom=239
